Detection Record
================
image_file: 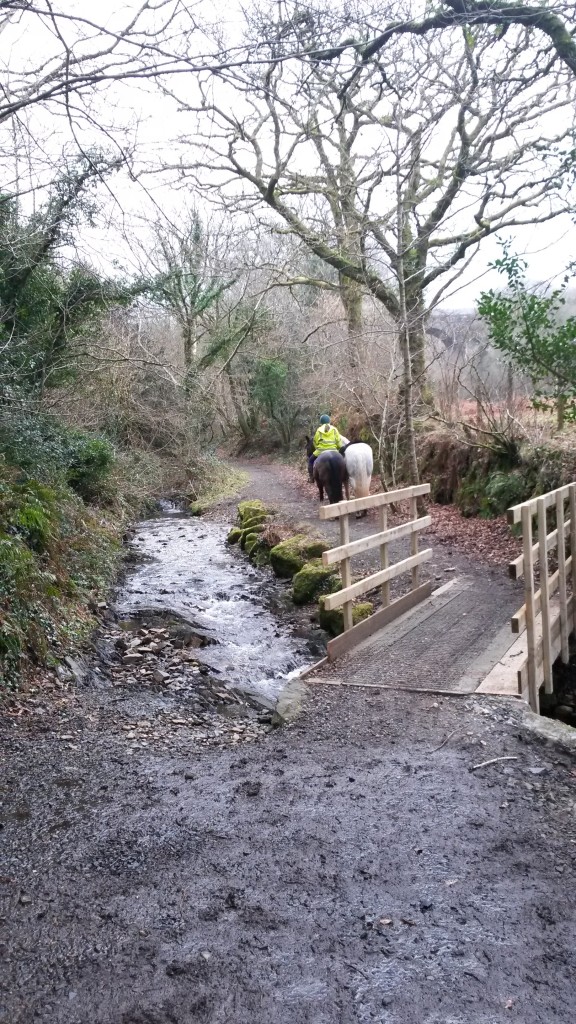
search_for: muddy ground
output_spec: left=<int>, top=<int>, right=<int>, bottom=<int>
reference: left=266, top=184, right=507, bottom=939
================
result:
left=1, top=461, right=576, bottom=1024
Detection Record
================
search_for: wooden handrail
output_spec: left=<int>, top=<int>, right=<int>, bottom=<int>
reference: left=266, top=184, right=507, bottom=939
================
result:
left=322, top=516, right=431, bottom=567
left=507, top=481, right=576, bottom=713
left=509, top=518, right=571, bottom=580
left=507, top=483, right=571, bottom=525
left=322, top=549, right=432, bottom=610
left=318, top=483, right=430, bottom=520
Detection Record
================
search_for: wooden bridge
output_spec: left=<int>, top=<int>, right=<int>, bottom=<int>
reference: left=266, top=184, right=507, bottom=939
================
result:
left=319, top=482, right=576, bottom=714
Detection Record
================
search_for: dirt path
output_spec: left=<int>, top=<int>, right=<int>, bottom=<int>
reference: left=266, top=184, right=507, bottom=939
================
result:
left=2, top=461, right=576, bottom=1024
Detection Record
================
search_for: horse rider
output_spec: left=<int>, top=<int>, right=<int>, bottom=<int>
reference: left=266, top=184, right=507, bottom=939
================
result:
left=308, top=414, right=343, bottom=478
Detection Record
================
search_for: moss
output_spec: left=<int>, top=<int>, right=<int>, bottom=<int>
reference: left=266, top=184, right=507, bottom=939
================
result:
left=241, top=513, right=268, bottom=531
left=0, top=467, right=123, bottom=691
left=291, top=560, right=339, bottom=605
left=238, top=499, right=267, bottom=525
left=240, top=524, right=264, bottom=549
left=227, top=527, right=243, bottom=545
left=244, top=532, right=261, bottom=556
left=269, top=534, right=330, bottom=579
left=318, top=596, right=373, bottom=637
left=250, top=543, right=271, bottom=566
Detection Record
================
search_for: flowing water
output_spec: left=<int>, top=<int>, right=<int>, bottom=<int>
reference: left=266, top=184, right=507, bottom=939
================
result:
left=114, top=503, right=322, bottom=698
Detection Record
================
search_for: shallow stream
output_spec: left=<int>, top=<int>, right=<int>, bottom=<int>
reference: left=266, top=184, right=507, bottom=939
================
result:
left=114, top=503, right=323, bottom=698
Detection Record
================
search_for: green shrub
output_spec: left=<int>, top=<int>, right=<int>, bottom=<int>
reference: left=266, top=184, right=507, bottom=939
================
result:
left=483, top=471, right=530, bottom=516
left=0, top=464, right=121, bottom=690
left=0, top=412, right=114, bottom=499
left=66, top=435, right=115, bottom=499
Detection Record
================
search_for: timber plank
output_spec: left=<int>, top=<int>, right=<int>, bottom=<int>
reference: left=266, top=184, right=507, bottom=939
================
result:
left=507, top=483, right=571, bottom=525
left=322, top=516, right=431, bottom=566
left=319, top=483, right=430, bottom=519
left=322, top=549, right=432, bottom=610
left=476, top=635, right=527, bottom=696
left=509, top=518, right=571, bottom=580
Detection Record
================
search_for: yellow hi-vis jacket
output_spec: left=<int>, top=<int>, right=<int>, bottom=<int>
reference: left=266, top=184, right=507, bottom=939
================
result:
left=313, top=423, right=342, bottom=456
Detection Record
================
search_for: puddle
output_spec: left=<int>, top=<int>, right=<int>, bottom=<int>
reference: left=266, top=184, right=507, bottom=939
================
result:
left=114, top=507, right=322, bottom=698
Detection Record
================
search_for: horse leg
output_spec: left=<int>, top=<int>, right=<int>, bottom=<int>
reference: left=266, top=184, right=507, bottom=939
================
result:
left=308, top=454, right=315, bottom=482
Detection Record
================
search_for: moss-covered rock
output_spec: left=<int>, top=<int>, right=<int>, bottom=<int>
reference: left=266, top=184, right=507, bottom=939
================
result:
left=244, top=532, right=261, bottom=556
left=269, top=534, right=330, bottom=578
left=250, top=544, right=271, bottom=567
left=318, top=597, right=373, bottom=637
left=238, top=499, right=267, bottom=524
left=242, top=513, right=268, bottom=531
left=226, top=527, right=243, bottom=545
left=239, top=524, right=264, bottom=549
left=292, top=560, right=340, bottom=605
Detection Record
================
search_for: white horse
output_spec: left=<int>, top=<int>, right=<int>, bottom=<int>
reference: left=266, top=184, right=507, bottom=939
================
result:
left=340, top=439, right=373, bottom=511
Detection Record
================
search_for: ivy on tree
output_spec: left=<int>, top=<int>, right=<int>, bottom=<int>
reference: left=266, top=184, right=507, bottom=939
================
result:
left=477, top=247, right=576, bottom=428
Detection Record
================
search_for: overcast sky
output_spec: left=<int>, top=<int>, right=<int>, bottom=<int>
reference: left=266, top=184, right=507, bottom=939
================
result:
left=2, top=0, right=575, bottom=311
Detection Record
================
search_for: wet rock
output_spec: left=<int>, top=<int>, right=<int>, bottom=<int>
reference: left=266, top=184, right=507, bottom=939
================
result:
left=227, top=527, right=243, bottom=545
left=243, top=531, right=263, bottom=555
left=243, top=781, right=261, bottom=797
left=291, top=560, right=339, bottom=605
left=318, top=597, right=373, bottom=637
left=270, top=534, right=329, bottom=579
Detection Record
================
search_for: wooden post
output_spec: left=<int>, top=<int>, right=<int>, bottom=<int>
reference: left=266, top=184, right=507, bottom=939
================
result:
left=340, top=512, right=353, bottom=632
left=522, top=504, right=539, bottom=713
left=570, top=484, right=576, bottom=635
left=556, top=490, right=569, bottom=664
left=379, top=505, right=390, bottom=607
left=410, top=495, right=419, bottom=590
left=537, top=497, right=553, bottom=694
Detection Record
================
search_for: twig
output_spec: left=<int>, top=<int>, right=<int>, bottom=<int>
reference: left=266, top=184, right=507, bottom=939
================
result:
left=470, top=755, right=519, bottom=772
left=344, top=962, right=370, bottom=980
left=428, top=728, right=459, bottom=755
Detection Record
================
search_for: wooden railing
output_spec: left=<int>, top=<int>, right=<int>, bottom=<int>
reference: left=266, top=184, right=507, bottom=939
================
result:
left=507, top=483, right=576, bottom=713
left=319, top=484, right=432, bottom=660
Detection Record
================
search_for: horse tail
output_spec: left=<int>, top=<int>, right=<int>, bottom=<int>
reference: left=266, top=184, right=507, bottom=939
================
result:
left=345, top=443, right=373, bottom=498
left=325, top=455, right=340, bottom=503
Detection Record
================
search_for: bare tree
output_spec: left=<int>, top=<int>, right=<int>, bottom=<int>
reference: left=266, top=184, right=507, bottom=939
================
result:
left=163, top=0, right=576, bottom=480
left=351, top=2, right=576, bottom=82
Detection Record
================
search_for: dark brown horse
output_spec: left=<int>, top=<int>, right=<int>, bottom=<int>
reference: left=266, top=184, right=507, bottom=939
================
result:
left=313, top=450, right=350, bottom=504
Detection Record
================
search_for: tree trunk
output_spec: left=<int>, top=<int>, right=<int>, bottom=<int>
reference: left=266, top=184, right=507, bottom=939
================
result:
left=183, top=321, right=196, bottom=371
left=557, top=393, right=566, bottom=431
left=506, top=364, right=514, bottom=407
left=339, top=273, right=363, bottom=373
left=399, top=322, right=420, bottom=487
